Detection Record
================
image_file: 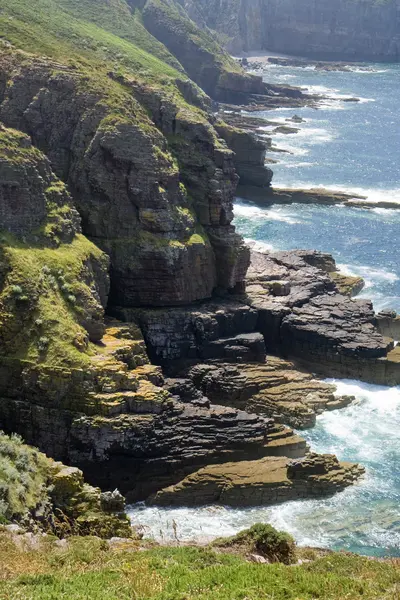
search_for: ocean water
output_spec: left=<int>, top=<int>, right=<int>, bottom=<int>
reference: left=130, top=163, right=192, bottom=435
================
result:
left=234, top=201, right=400, bottom=313
left=128, top=63, right=400, bottom=557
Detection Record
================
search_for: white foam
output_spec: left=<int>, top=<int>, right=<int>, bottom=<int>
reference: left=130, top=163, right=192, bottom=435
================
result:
left=234, top=201, right=303, bottom=224
left=127, top=379, right=400, bottom=554
left=337, top=263, right=399, bottom=290
left=244, top=238, right=274, bottom=253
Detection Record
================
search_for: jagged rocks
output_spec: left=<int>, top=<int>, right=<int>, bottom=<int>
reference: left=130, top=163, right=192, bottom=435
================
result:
left=185, top=357, right=354, bottom=429
left=149, top=453, right=365, bottom=507
left=245, top=248, right=400, bottom=383
left=116, top=300, right=263, bottom=364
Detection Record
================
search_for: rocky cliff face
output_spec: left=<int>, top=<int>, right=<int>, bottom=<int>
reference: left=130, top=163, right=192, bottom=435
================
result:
left=0, top=0, right=375, bottom=513
left=183, top=0, right=400, bottom=60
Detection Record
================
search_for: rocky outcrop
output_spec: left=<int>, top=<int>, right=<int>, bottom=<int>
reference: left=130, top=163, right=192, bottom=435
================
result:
left=116, top=299, right=264, bottom=364
left=246, top=248, right=400, bottom=384
left=0, top=320, right=275, bottom=500
left=0, top=0, right=376, bottom=515
left=149, top=453, right=365, bottom=506
left=182, top=0, right=400, bottom=61
left=184, top=357, right=354, bottom=429
left=0, top=53, right=250, bottom=307
left=236, top=185, right=400, bottom=211
left=215, top=120, right=273, bottom=188
left=0, top=431, right=131, bottom=537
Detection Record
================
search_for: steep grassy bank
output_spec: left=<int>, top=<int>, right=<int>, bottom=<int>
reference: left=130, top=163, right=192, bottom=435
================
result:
left=0, top=431, right=131, bottom=537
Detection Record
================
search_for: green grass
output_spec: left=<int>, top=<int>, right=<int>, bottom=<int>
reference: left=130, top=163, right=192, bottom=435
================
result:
left=0, top=537, right=398, bottom=599
left=0, top=0, right=181, bottom=80
left=0, top=233, right=106, bottom=367
left=0, top=432, right=50, bottom=520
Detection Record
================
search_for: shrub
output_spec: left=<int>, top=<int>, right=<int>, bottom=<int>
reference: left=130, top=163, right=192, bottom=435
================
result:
left=215, top=523, right=296, bottom=564
left=37, top=337, right=50, bottom=352
left=10, top=285, right=23, bottom=297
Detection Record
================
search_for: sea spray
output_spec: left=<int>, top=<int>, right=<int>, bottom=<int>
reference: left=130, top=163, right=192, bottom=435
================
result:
left=128, top=380, right=400, bottom=557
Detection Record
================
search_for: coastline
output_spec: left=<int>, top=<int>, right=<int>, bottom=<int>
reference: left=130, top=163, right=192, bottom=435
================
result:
left=225, top=55, right=400, bottom=211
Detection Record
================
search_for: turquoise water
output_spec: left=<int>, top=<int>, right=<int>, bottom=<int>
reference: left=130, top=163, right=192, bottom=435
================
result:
left=128, top=63, right=400, bottom=557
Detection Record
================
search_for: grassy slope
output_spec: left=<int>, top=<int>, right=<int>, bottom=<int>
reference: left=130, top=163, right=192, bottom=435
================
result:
left=0, top=537, right=398, bottom=599
left=0, top=432, right=131, bottom=538
left=0, top=0, right=182, bottom=79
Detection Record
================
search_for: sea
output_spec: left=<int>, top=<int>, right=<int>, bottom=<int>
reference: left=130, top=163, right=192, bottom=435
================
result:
left=128, top=61, right=400, bottom=558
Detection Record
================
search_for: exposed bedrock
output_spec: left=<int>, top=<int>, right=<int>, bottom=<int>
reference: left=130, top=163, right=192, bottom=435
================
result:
left=181, top=0, right=400, bottom=61
left=0, top=320, right=312, bottom=501
left=149, top=453, right=365, bottom=507
left=246, top=248, right=400, bottom=385
left=140, top=0, right=310, bottom=107
left=126, top=247, right=400, bottom=386
left=182, top=358, right=354, bottom=430
left=0, top=52, right=252, bottom=308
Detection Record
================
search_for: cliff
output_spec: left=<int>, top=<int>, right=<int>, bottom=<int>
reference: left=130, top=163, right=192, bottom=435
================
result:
left=0, top=0, right=383, bottom=517
left=182, top=0, right=400, bottom=61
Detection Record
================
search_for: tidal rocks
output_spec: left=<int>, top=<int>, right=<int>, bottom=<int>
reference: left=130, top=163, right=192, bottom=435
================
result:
left=236, top=186, right=369, bottom=208
left=329, top=272, right=365, bottom=298
left=246, top=248, right=400, bottom=384
left=149, top=453, right=365, bottom=507
left=186, top=357, right=354, bottom=429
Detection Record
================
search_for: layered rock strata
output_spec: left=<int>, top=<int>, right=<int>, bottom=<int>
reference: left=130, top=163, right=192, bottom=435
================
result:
left=246, top=248, right=400, bottom=385
left=183, top=357, right=354, bottom=429
left=0, top=0, right=373, bottom=513
left=149, top=453, right=365, bottom=507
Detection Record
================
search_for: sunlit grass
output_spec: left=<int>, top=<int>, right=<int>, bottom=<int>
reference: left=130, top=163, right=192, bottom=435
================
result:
left=0, top=534, right=398, bottom=599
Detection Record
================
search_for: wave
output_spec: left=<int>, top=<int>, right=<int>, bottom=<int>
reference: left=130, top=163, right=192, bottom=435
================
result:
left=234, top=201, right=303, bottom=224
left=272, top=183, right=400, bottom=206
left=127, top=379, right=400, bottom=556
left=337, top=263, right=399, bottom=288
left=244, top=238, right=275, bottom=252
left=284, top=161, right=317, bottom=168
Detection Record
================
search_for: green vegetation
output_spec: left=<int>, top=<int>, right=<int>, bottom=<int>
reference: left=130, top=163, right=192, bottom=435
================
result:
left=0, top=233, right=106, bottom=367
left=0, top=533, right=398, bottom=599
left=0, top=432, right=51, bottom=520
left=214, top=523, right=296, bottom=565
left=0, top=432, right=131, bottom=537
left=143, top=0, right=242, bottom=74
left=0, top=0, right=180, bottom=80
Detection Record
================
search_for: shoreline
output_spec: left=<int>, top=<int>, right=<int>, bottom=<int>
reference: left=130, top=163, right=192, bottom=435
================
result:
left=223, top=59, right=399, bottom=211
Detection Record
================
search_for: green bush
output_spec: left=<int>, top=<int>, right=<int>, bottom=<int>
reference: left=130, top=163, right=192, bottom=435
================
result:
left=216, top=523, right=296, bottom=564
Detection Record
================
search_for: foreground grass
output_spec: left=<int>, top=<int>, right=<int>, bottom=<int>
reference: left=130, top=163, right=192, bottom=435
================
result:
left=0, top=534, right=398, bottom=599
